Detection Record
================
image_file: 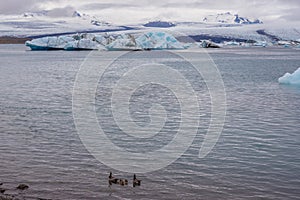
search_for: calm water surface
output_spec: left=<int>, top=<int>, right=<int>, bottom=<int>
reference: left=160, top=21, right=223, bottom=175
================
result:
left=0, top=44, right=299, bottom=199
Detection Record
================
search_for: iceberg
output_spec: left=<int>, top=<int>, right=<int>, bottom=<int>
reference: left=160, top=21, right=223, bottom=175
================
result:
left=25, top=32, right=186, bottom=51
left=94, top=33, right=115, bottom=46
left=106, top=32, right=185, bottom=50
left=135, top=32, right=185, bottom=50
left=253, top=41, right=267, bottom=47
left=278, top=67, right=300, bottom=85
left=106, top=33, right=141, bottom=51
left=26, top=33, right=106, bottom=50
left=64, top=38, right=105, bottom=50
left=25, top=36, right=75, bottom=50
left=223, top=41, right=240, bottom=46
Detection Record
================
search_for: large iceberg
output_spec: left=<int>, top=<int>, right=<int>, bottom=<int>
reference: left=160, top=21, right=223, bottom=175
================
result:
left=25, top=32, right=186, bottom=51
left=278, top=67, right=300, bottom=85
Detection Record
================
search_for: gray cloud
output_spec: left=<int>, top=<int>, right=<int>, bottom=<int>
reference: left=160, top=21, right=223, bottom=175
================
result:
left=0, top=0, right=299, bottom=25
left=0, top=0, right=39, bottom=14
left=47, top=6, right=76, bottom=17
left=79, top=3, right=139, bottom=10
left=280, top=7, right=300, bottom=21
left=0, top=0, right=62, bottom=14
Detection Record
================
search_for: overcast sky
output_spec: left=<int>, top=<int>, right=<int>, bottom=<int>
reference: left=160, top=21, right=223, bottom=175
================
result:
left=0, top=0, right=299, bottom=24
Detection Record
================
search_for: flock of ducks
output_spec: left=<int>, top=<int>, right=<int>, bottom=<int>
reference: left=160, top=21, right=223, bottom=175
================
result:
left=108, top=172, right=141, bottom=187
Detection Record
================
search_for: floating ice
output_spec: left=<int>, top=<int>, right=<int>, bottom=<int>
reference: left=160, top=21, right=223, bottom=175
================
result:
left=135, top=32, right=185, bottom=50
left=278, top=67, right=300, bottom=85
left=26, top=34, right=105, bottom=50
left=64, top=38, right=105, bottom=50
left=25, top=36, right=75, bottom=50
left=25, top=32, right=186, bottom=51
left=253, top=41, right=267, bottom=47
left=106, top=33, right=140, bottom=50
left=94, top=33, right=115, bottom=46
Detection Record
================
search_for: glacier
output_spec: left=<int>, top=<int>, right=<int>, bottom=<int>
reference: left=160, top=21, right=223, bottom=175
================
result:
left=278, top=67, right=300, bottom=85
left=26, top=32, right=186, bottom=51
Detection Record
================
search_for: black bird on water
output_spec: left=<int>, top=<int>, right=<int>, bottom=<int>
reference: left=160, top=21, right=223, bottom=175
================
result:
left=133, top=174, right=141, bottom=187
left=108, top=172, right=119, bottom=186
left=108, top=172, right=128, bottom=186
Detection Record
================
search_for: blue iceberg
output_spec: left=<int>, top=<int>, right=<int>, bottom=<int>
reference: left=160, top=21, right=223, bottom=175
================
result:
left=106, top=33, right=141, bottom=51
left=135, top=32, right=185, bottom=50
left=25, top=32, right=185, bottom=51
left=25, top=36, right=75, bottom=50
left=64, top=38, right=105, bottom=50
left=278, top=67, right=300, bottom=85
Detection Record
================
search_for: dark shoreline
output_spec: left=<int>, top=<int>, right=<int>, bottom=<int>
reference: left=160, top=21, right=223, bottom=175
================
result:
left=0, top=36, right=31, bottom=44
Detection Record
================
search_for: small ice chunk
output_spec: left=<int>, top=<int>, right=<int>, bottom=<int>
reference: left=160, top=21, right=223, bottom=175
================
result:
left=278, top=67, right=300, bottom=85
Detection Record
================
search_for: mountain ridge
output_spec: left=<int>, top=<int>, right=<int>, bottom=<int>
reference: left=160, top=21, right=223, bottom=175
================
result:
left=203, top=12, right=262, bottom=24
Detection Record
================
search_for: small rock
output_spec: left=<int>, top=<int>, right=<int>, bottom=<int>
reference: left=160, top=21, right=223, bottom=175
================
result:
left=16, top=184, right=29, bottom=190
left=0, top=188, right=5, bottom=193
left=0, top=183, right=2, bottom=185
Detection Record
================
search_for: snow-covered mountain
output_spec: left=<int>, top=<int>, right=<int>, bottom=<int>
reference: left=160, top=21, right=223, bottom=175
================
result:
left=71, top=11, right=111, bottom=26
left=22, top=10, right=49, bottom=18
left=22, top=10, right=111, bottom=27
left=0, top=10, right=124, bottom=37
left=203, top=12, right=262, bottom=24
left=1, top=10, right=299, bottom=44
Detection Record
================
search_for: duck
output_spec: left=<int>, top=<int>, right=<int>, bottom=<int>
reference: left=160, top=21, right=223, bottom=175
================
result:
left=119, top=179, right=128, bottom=186
left=133, top=174, right=141, bottom=187
left=16, top=184, right=29, bottom=190
left=108, top=172, right=119, bottom=186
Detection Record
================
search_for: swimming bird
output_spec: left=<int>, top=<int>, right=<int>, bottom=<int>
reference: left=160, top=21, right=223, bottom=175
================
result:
left=108, top=172, right=119, bottom=186
left=133, top=174, right=141, bottom=187
left=16, top=184, right=29, bottom=190
left=119, top=179, right=128, bottom=186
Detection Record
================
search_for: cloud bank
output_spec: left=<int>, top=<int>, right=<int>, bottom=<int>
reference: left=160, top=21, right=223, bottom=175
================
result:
left=0, top=0, right=299, bottom=25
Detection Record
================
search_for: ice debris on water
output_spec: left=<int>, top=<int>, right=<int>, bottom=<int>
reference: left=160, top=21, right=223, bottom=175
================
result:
left=278, top=67, right=300, bottom=85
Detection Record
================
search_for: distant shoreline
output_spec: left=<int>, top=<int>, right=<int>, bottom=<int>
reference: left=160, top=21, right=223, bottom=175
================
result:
left=0, top=36, right=31, bottom=44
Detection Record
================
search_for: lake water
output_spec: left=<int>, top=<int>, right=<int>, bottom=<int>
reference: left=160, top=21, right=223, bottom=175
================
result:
left=0, top=44, right=299, bottom=200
